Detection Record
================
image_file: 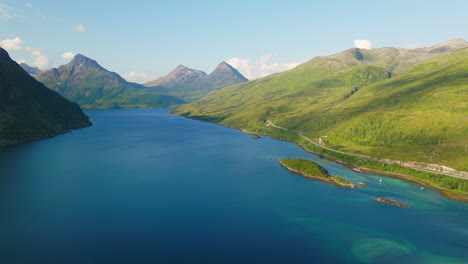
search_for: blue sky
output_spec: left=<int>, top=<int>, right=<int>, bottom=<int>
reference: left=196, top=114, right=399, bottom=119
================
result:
left=1, top=0, right=468, bottom=82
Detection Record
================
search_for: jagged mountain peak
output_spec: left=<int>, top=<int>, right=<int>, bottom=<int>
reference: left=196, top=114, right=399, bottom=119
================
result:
left=35, top=55, right=183, bottom=108
left=67, top=54, right=103, bottom=69
left=210, top=61, right=248, bottom=82
left=143, top=61, right=247, bottom=102
left=216, top=61, right=230, bottom=68
left=37, top=54, right=130, bottom=97
left=212, top=61, right=232, bottom=71
left=144, top=65, right=207, bottom=88
left=175, top=64, right=188, bottom=70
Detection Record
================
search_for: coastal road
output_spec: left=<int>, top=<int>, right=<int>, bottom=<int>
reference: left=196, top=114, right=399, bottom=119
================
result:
left=266, top=120, right=468, bottom=180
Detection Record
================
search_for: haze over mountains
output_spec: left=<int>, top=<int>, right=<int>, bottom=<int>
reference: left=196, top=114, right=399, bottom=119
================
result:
left=0, top=48, right=91, bottom=145
left=173, top=39, right=468, bottom=171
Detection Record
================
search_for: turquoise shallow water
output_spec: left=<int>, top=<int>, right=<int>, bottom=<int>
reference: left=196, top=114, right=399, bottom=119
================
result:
left=0, top=108, right=466, bottom=263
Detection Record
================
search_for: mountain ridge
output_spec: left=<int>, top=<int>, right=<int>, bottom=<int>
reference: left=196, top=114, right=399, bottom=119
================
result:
left=0, top=48, right=91, bottom=145
left=143, top=65, right=207, bottom=87
left=36, top=54, right=184, bottom=108
left=144, top=61, right=248, bottom=102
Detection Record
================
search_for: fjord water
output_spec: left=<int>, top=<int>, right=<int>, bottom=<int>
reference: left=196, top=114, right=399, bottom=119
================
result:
left=0, top=109, right=466, bottom=264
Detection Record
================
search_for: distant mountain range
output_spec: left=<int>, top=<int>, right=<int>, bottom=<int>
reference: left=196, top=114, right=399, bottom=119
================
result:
left=34, top=55, right=247, bottom=107
left=144, top=62, right=248, bottom=102
left=173, top=39, right=468, bottom=172
left=35, top=54, right=184, bottom=108
left=0, top=48, right=91, bottom=145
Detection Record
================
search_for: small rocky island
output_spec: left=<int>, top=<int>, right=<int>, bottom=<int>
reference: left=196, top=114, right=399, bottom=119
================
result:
left=373, top=197, right=410, bottom=208
left=356, top=182, right=368, bottom=187
left=279, top=158, right=355, bottom=189
left=251, top=134, right=261, bottom=139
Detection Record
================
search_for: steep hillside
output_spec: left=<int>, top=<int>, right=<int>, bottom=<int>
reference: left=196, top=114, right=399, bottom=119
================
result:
left=173, top=44, right=468, bottom=172
left=36, top=54, right=184, bottom=108
left=145, top=62, right=248, bottom=102
left=0, top=48, right=91, bottom=145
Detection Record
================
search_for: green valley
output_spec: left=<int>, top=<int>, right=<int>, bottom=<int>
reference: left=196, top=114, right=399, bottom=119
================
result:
left=172, top=40, right=468, bottom=195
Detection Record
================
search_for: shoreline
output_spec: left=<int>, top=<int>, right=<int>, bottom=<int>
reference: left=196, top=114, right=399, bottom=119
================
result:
left=172, top=113, right=468, bottom=203
left=291, top=138, right=468, bottom=203
left=0, top=123, right=92, bottom=148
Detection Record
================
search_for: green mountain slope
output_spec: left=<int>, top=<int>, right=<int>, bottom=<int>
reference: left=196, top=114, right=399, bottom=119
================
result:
left=36, top=54, right=184, bottom=108
left=144, top=62, right=248, bottom=102
left=0, top=48, right=91, bottom=145
left=173, top=44, right=468, bottom=172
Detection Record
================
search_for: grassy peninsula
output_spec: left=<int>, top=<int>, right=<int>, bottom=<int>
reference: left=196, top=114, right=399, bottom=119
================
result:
left=279, top=158, right=355, bottom=188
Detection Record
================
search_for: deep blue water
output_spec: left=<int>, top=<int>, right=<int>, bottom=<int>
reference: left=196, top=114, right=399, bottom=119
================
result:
left=0, top=108, right=467, bottom=264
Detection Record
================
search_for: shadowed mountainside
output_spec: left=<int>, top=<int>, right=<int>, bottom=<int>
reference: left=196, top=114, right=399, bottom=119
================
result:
left=0, top=48, right=91, bottom=145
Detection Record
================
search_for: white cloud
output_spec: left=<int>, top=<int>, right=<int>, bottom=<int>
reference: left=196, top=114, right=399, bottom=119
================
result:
left=0, top=36, right=24, bottom=51
left=60, top=52, right=76, bottom=59
left=226, top=54, right=302, bottom=80
left=16, top=59, right=26, bottom=64
left=75, top=24, right=85, bottom=32
left=25, top=3, right=33, bottom=8
left=0, top=3, right=26, bottom=20
left=25, top=47, right=50, bottom=69
left=123, top=71, right=150, bottom=82
left=1, top=37, right=50, bottom=69
left=354, top=39, right=373, bottom=49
